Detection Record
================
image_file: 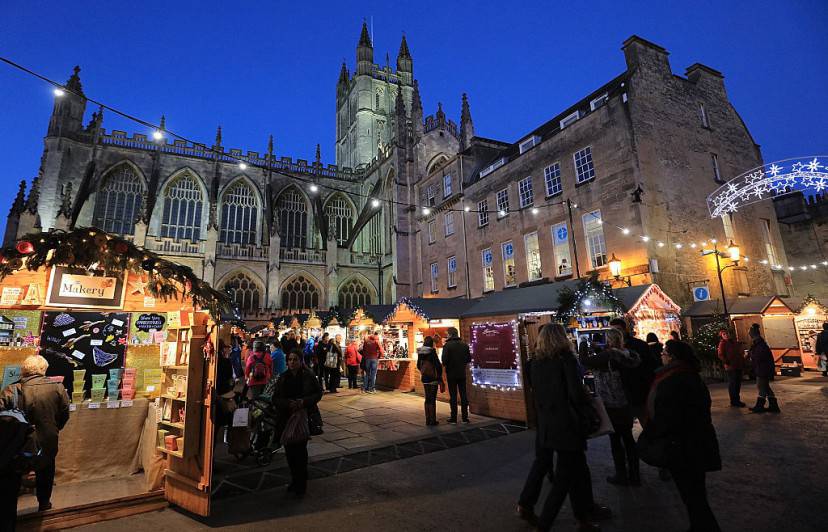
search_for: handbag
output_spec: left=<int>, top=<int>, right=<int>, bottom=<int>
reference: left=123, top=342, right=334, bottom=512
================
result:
left=636, top=426, right=672, bottom=467
left=587, top=395, right=614, bottom=439
left=280, top=409, right=310, bottom=445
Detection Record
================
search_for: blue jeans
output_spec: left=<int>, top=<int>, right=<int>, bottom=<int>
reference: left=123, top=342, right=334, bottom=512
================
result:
left=363, top=358, right=379, bottom=391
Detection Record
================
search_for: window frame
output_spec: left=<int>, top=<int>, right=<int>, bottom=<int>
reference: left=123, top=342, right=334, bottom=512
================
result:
left=518, top=135, right=541, bottom=154
left=427, top=220, right=436, bottom=244
left=582, top=210, right=608, bottom=269
left=560, top=110, right=580, bottom=129
left=477, top=199, right=489, bottom=227
left=482, top=248, right=495, bottom=292
left=518, top=176, right=534, bottom=208
left=544, top=162, right=562, bottom=197
left=501, top=240, right=516, bottom=287
left=524, top=231, right=542, bottom=281
left=444, top=211, right=455, bottom=236
left=447, top=256, right=457, bottom=288
left=430, top=262, right=439, bottom=293
left=699, top=103, right=710, bottom=128
left=551, top=222, right=573, bottom=277
left=711, top=153, right=722, bottom=183
left=443, top=174, right=453, bottom=198
left=574, top=146, right=596, bottom=184
left=589, top=94, right=608, bottom=111
left=496, top=188, right=510, bottom=218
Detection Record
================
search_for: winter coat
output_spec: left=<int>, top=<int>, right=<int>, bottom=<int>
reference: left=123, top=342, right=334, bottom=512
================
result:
left=717, top=338, right=745, bottom=370
left=344, top=344, right=361, bottom=367
left=645, top=362, right=721, bottom=472
left=748, top=336, right=775, bottom=378
left=815, top=330, right=828, bottom=356
left=270, top=348, right=287, bottom=376
left=583, top=347, right=640, bottom=408
left=416, top=346, right=443, bottom=384
left=647, top=341, right=664, bottom=369
left=360, top=336, right=384, bottom=360
left=620, top=335, right=657, bottom=407
left=531, top=352, right=590, bottom=452
left=271, top=367, right=323, bottom=436
left=441, top=337, right=471, bottom=381
left=1, top=375, right=70, bottom=459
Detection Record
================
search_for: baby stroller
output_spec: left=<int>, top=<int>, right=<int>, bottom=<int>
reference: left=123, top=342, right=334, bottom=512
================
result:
left=248, top=379, right=282, bottom=466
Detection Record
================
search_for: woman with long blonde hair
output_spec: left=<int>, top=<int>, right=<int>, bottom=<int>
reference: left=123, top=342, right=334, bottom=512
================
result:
left=517, top=323, right=601, bottom=531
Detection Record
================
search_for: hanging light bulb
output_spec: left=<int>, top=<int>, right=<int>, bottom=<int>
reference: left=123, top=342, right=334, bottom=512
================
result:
left=642, top=236, right=650, bottom=242
left=464, top=206, right=471, bottom=212
left=498, top=209, right=507, bottom=217
left=531, top=207, right=539, bottom=215
left=309, top=184, right=319, bottom=193
left=238, top=162, right=248, bottom=170
left=53, top=88, right=65, bottom=97
left=152, top=130, right=164, bottom=141
left=621, top=227, right=630, bottom=235
left=657, top=241, right=665, bottom=248
left=690, top=243, right=697, bottom=249
left=370, top=198, right=380, bottom=208
left=727, top=240, right=740, bottom=262
left=422, top=207, right=431, bottom=216
left=675, top=243, right=683, bottom=249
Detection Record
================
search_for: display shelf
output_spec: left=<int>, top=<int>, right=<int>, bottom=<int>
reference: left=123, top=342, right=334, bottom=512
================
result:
left=159, top=420, right=184, bottom=429
left=161, top=394, right=187, bottom=402
left=162, top=365, right=189, bottom=370
left=157, top=446, right=184, bottom=458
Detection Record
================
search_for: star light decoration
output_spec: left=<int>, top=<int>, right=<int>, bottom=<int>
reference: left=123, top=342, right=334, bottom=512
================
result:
left=708, top=156, right=828, bottom=218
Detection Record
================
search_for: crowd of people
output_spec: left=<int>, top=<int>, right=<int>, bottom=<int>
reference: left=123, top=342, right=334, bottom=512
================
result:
left=517, top=318, right=790, bottom=532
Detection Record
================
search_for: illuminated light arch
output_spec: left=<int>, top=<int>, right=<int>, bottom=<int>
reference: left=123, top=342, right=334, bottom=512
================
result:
left=707, top=156, right=828, bottom=218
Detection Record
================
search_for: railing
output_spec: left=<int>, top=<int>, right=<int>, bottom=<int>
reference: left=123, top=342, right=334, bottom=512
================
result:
left=99, top=130, right=358, bottom=181
left=279, top=248, right=326, bottom=264
left=145, top=237, right=204, bottom=256
left=216, top=243, right=268, bottom=260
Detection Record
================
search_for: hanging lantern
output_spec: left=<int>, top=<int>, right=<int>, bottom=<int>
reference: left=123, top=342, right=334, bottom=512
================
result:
left=15, top=241, right=34, bottom=255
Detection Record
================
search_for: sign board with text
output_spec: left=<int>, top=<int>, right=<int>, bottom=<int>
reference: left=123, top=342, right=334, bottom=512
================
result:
left=469, top=322, right=522, bottom=389
left=46, top=266, right=127, bottom=309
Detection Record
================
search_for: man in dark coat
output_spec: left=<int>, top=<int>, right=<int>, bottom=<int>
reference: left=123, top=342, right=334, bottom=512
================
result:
left=440, top=327, right=472, bottom=423
left=748, top=324, right=779, bottom=413
left=0, top=354, right=70, bottom=525
left=717, top=330, right=746, bottom=407
left=815, top=322, right=828, bottom=377
left=609, top=318, right=656, bottom=421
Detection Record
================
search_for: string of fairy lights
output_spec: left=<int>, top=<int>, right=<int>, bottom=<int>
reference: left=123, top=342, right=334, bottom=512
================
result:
left=1, top=56, right=825, bottom=273
left=577, top=207, right=828, bottom=273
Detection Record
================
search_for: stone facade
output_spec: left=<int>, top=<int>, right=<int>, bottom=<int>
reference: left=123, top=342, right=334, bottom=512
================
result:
left=774, top=192, right=828, bottom=298
left=415, top=36, right=790, bottom=309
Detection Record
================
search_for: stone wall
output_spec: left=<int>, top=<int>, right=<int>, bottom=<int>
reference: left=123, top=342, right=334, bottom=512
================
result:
left=774, top=192, right=828, bottom=298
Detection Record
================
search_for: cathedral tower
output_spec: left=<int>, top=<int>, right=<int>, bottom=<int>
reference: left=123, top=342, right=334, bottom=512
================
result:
left=335, top=23, right=415, bottom=170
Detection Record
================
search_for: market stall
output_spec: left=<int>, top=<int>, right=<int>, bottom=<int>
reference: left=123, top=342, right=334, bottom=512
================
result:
left=0, top=228, right=233, bottom=527
left=785, top=295, right=828, bottom=370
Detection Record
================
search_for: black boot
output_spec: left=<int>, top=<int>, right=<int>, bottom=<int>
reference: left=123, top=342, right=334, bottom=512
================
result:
left=750, top=397, right=767, bottom=413
left=767, top=397, right=781, bottom=413
left=461, top=405, right=470, bottom=422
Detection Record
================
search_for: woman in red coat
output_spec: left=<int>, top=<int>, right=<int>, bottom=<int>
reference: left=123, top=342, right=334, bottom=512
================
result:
left=344, top=339, right=361, bottom=389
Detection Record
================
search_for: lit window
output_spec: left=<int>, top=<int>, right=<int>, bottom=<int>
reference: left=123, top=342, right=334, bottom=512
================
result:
left=482, top=248, right=494, bottom=292
left=502, top=241, right=516, bottom=287
left=443, top=174, right=453, bottom=197
left=92, top=164, right=144, bottom=235
left=477, top=199, right=489, bottom=227
left=583, top=210, right=607, bottom=268
left=551, top=222, right=572, bottom=276
left=712, top=153, right=722, bottom=183
left=544, top=163, right=562, bottom=197
left=221, top=180, right=259, bottom=245
left=574, top=147, right=596, bottom=184
left=161, top=173, right=204, bottom=242
left=430, top=263, right=439, bottom=293
left=427, top=220, right=436, bottom=244
left=444, top=212, right=455, bottom=236
left=518, top=177, right=534, bottom=208
left=496, top=188, right=509, bottom=217
left=525, top=232, right=542, bottom=281
left=447, top=256, right=457, bottom=288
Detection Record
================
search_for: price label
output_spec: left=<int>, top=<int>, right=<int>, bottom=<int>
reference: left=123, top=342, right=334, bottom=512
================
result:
left=120, top=400, right=134, bottom=408
left=107, top=401, right=120, bottom=409
left=88, top=402, right=100, bottom=409
left=69, top=403, right=77, bottom=412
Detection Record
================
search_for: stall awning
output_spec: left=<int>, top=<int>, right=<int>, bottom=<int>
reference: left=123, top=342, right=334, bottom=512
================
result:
left=361, top=304, right=396, bottom=323
left=460, top=280, right=581, bottom=318
left=684, top=296, right=794, bottom=317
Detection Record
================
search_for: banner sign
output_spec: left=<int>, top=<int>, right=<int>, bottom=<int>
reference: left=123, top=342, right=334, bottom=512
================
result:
left=470, top=322, right=521, bottom=389
left=46, top=266, right=127, bottom=309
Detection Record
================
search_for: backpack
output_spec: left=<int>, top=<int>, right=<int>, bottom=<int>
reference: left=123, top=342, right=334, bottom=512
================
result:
left=325, top=350, right=339, bottom=369
left=251, top=353, right=267, bottom=381
left=0, top=385, right=41, bottom=473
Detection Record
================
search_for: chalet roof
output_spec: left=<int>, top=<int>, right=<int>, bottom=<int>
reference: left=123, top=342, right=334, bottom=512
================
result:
left=683, top=296, right=793, bottom=317
left=460, top=280, right=581, bottom=318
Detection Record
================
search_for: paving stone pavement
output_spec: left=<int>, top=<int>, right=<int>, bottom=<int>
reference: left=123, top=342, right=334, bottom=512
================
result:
left=78, top=375, right=828, bottom=531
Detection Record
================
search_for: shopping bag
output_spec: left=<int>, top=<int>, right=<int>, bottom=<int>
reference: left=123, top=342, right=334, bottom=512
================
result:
left=232, top=407, right=250, bottom=428
left=280, top=409, right=310, bottom=445
left=587, top=395, right=614, bottom=439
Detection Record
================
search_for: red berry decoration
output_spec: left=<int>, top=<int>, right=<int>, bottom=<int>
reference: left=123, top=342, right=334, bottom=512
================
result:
left=15, top=240, right=35, bottom=255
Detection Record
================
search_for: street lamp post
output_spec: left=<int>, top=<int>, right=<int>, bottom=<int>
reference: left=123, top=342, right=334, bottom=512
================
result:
left=701, top=240, right=741, bottom=317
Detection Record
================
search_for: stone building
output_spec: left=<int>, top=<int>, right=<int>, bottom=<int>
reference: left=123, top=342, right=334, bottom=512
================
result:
left=774, top=192, right=828, bottom=298
left=414, top=36, right=790, bottom=309
left=4, top=23, right=466, bottom=319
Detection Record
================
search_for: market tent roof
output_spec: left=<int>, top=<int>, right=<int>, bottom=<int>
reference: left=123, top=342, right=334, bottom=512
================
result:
left=614, top=284, right=652, bottom=311
left=403, top=297, right=480, bottom=320
left=460, top=280, right=581, bottom=318
left=361, top=304, right=396, bottom=323
left=683, top=296, right=793, bottom=317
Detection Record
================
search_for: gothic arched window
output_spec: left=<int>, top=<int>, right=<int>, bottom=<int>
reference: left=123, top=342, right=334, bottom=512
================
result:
left=338, top=278, right=372, bottom=308
left=92, top=164, right=144, bottom=235
left=281, top=275, right=320, bottom=310
left=325, top=195, right=354, bottom=246
left=222, top=271, right=261, bottom=312
left=221, top=180, right=258, bottom=244
left=276, top=188, right=308, bottom=249
left=160, top=173, right=204, bottom=241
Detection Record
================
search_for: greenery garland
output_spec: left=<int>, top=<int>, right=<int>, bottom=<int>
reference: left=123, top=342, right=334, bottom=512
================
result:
left=0, top=227, right=236, bottom=320
left=557, top=272, right=626, bottom=318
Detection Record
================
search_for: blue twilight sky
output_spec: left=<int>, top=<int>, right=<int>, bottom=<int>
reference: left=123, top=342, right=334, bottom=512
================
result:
left=0, top=0, right=826, bottom=235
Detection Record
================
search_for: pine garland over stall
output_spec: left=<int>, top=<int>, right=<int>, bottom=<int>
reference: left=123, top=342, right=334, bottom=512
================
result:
left=0, top=228, right=236, bottom=320
left=557, top=272, right=626, bottom=318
